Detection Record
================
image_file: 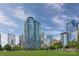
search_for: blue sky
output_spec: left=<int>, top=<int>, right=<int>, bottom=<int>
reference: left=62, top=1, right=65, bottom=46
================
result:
left=0, top=3, right=79, bottom=40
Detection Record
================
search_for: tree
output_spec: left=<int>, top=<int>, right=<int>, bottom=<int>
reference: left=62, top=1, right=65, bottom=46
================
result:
left=14, top=46, right=20, bottom=51
left=53, top=44, right=59, bottom=49
left=52, top=42, right=63, bottom=49
left=65, top=45, right=69, bottom=48
left=0, top=44, right=3, bottom=51
left=58, top=42, right=63, bottom=48
left=4, top=44, right=12, bottom=51
left=13, top=45, right=24, bottom=51
left=68, top=40, right=76, bottom=48
left=50, top=46, right=54, bottom=50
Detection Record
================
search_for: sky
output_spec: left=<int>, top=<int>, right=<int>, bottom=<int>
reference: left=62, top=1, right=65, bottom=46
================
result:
left=0, top=3, right=79, bottom=46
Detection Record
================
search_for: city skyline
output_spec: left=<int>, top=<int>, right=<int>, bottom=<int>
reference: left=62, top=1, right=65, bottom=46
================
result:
left=0, top=3, right=79, bottom=46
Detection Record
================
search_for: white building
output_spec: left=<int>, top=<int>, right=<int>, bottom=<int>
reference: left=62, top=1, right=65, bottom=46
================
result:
left=41, top=32, right=45, bottom=48
left=60, top=32, right=68, bottom=47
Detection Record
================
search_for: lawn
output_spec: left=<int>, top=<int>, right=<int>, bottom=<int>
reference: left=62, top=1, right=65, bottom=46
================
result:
left=0, top=50, right=78, bottom=56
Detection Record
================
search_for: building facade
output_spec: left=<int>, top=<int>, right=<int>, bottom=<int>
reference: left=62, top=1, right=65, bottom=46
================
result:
left=7, top=33, right=15, bottom=47
left=60, top=32, right=68, bottom=47
left=46, top=35, right=53, bottom=47
left=41, top=32, right=45, bottom=48
left=24, top=17, right=41, bottom=49
left=19, top=34, right=24, bottom=48
left=66, top=20, right=79, bottom=41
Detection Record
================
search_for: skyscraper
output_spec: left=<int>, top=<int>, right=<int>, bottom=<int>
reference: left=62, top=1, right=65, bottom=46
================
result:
left=19, top=34, right=24, bottom=48
left=8, top=33, right=15, bottom=47
left=66, top=20, right=79, bottom=41
left=41, top=32, right=45, bottom=48
left=60, top=32, right=68, bottom=47
left=46, top=35, right=53, bottom=46
left=24, top=17, right=41, bottom=49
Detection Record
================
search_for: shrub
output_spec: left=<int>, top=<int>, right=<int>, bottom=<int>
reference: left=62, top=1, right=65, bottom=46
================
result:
left=4, top=44, right=12, bottom=51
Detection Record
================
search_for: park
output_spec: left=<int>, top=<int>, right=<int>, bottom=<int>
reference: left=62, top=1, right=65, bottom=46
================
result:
left=0, top=50, right=78, bottom=56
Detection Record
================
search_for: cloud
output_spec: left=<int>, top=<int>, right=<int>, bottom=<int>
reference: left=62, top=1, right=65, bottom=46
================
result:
left=73, top=16, right=79, bottom=22
left=10, top=6, right=36, bottom=20
left=45, top=30, right=62, bottom=35
left=51, top=14, right=70, bottom=28
left=0, top=10, right=19, bottom=28
left=45, top=3, right=64, bottom=12
left=10, top=6, right=26, bottom=20
left=41, top=23, right=52, bottom=30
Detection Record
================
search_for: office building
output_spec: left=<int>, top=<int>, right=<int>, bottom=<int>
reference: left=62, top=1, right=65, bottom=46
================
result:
left=66, top=20, right=79, bottom=41
left=24, top=17, right=41, bottom=49
left=41, top=32, right=45, bottom=48
left=46, top=35, right=53, bottom=46
left=7, top=33, right=15, bottom=47
left=19, top=34, right=24, bottom=48
left=60, top=32, right=68, bottom=47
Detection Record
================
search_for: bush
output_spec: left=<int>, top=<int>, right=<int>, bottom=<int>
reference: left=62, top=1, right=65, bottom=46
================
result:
left=13, top=45, right=25, bottom=51
left=52, top=42, right=63, bottom=49
left=65, top=45, right=69, bottom=48
left=4, top=44, right=12, bottom=51
left=50, top=46, right=54, bottom=50
left=76, top=43, right=79, bottom=49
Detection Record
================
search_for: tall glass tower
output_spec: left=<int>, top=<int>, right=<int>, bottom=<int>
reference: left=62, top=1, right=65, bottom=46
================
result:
left=66, top=20, right=79, bottom=41
left=24, top=17, right=41, bottom=49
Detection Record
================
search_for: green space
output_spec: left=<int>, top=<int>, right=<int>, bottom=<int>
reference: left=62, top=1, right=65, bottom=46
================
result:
left=0, top=50, right=78, bottom=56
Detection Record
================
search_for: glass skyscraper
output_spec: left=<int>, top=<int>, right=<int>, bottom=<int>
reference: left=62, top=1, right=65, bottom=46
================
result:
left=66, top=20, right=79, bottom=41
left=24, top=17, right=41, bottom=49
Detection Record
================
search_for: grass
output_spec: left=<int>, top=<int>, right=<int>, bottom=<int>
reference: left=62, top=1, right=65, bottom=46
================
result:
left=0, top=50, right=78, bottom=56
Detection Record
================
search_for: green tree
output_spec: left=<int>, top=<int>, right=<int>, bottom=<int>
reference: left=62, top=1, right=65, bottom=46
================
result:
left=53, top=44, right=59, bottom=49
left=4, top=44, right=12, bottom=51
left=58, top=42, right=63, bottom=48
left=68, top=40, right=76, bottom=48
left=0, top=44, right=3, bottom=51
left=65, top=45, right=69, bottom=48
left=50, top=46, right=54, bottom=50
left=53, top=42, right=63, bottom=49
left=13, top=45, right=24, bottom=51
